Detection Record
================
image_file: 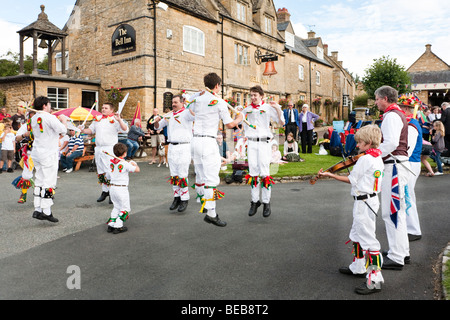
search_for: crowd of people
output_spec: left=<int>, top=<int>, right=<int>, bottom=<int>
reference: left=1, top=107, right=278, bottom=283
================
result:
left=0, top=75, right=448, bottom=296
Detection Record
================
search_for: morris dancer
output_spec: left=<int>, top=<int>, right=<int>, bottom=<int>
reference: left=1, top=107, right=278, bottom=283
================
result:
left=319, top=125, right=385, bottom=295
left=12, top=109, right=36, bottom=203
left=154, top=94, right=195, bottom=213
left=79, top=102, right=128, bottom=203
left=189, top=73, right=243, bottom=227
left=375, top=86, right=411, bottom=270
left=29, top=96, right=67, bottom=222
left=398, top=99, right=423, bottom=242
left=242, top=85, right=284, bottom=217
left=106, top=143, right=140, bottom=234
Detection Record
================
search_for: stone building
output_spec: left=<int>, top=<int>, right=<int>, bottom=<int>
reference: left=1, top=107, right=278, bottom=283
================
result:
left=407, top=44, right=450, bottom=107
left=1, top=1, right=355, bottom=123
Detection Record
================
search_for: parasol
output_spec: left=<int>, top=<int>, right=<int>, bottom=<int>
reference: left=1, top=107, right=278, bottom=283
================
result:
left=53, top=106, right=102, bottom=121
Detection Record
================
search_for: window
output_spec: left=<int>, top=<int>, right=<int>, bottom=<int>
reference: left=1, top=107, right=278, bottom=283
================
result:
left=48, top=87, right=68, bottom=109
left=183, top=26, right=205, bottom=56
left=264, top=16, right=272, bottom=35
left=298, top=65, right=304, bottom=80
left=316, top=71, right=321, bottom=85
left=236, top=2, right=246, bottom=22
left=285, top=31, right=295, bottom=48
left=235, top=43, right=249, bottom=65
left=317, top=47, right=324, bottom=60
left=55, top=52, right=69, bottom=72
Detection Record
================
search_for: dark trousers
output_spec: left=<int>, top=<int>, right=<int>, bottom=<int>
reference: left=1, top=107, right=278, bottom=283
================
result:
left=285, top=123, right=298, bottom=140
left=300, top=122, right=313, bottom=153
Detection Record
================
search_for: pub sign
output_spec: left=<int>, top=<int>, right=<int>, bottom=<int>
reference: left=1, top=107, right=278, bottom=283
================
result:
left=112, top=24, right=136, bottom=56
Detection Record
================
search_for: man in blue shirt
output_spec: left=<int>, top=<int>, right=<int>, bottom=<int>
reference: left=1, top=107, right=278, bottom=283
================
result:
left=283, top=101, right=298, bottom=140
left=61, top=128, right=84, bottom=173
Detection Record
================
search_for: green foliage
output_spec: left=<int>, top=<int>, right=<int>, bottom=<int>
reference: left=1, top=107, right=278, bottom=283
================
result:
left=0, top=51, right=48, bottom=77
left=362, top=56, right=411, bottom=99
left=354, top=93, right=369, bottom=106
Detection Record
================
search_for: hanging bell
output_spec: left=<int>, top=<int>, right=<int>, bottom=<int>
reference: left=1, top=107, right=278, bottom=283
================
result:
left=38, top=39, right=47, bottom=49
left=263, top=61, right=277, bottom=77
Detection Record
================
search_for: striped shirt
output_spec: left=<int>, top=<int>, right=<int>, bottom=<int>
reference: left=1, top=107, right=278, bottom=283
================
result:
left=67, top=135, right=84, bottom=153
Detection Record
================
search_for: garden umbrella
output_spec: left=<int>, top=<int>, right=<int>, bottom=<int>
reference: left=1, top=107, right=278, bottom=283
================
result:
left=53, top=106, right=102, bottom=121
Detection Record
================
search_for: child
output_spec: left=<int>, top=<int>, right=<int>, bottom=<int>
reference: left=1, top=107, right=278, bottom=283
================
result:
left=0, top=124, right=16, bottom=173
left=318, top=125, right=384, bottom=295
left=430, top=120, right=445, bottom=176
left=107, top=142, right=140, bottom=234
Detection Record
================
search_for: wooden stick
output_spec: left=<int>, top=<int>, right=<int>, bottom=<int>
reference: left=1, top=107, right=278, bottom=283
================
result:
left=81, top=101, right=98, bottom=126
left=102, top=150, right=131, bottom=163
left=225, top=104, right=256, bottom=129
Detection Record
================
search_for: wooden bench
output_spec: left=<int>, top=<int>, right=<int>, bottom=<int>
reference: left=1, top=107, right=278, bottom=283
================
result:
left=135, top=136, right=153, bottom=158
left=74, top=147, right=95, bottom=171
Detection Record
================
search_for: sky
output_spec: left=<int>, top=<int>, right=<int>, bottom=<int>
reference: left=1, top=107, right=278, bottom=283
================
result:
left=1, top=0, right=449, bottom=77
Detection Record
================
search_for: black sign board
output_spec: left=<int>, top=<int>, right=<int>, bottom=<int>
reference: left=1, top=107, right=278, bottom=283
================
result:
left=112, top=24, right=136, bottom=56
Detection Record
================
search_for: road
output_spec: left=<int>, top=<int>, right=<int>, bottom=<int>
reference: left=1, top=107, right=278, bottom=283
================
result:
left=0, top=162, right=448, bottom=304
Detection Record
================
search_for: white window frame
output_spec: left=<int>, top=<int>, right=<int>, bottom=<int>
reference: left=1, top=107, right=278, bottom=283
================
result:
left=317, top=47, right=324, bottom=60
left=183, top=25, right=205, bottom=56
left=316, top=70, right=321, bottom=85
left=264, top=16, right=272, bottom=35
left=236, top=2, right=246, bottom=22
left=55, top=52, right=69, bottom=72
left=48, top=87, right=69, bottom=109
left=298, top=65, right=304, bottom=80
left=234, top=43, right=249, bottom=65
left=285, top=31, right=295, bottom=48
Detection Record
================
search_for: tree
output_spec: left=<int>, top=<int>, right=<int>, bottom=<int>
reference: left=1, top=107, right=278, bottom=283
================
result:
left=0, top=51, right=48, bottom=77
left=362, top=56, right=411, bottom=99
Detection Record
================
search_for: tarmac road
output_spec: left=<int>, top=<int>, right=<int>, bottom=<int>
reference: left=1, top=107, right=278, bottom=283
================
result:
left=0, top=162, right=449, bottom=302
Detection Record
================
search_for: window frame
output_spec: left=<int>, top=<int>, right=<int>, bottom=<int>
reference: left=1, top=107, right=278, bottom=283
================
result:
left=47, top=87, right=69, bottom=109
left=183, top=25, right=205, bottom=56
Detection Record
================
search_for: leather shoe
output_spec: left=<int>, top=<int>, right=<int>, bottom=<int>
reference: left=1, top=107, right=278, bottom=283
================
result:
left=248, top=201, right=261, bottom=216
left=354, top=282, right=381, bottom=295
left=113, top=226, right=128, bottom=234
left=262, top=202, right=271, bottom=217
left=177, top=200, right=188, bottom=212
left=40, top=213, right=59, bottom=223
left=339, top=266, right=366, bottom=277
left=32, top=210, right=44, bottom=220
left=170, top=197, right=181, bottom=210
left=204, top=214, right=227, bottom=227
left=97, top=191, right=109, bottom=202
left=381, top=253, right=403, bottom=270
left=408, top=233, right=422, bottom=241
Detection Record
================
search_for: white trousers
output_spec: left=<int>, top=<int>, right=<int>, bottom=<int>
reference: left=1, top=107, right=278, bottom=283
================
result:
left=349, top=197, right=381, bottom=252
left=247, top=140, right=272, bottom=203
left=109, top=186, right=130, bottom=228
left=381, top=163, right=410, bottom=264
left=406, top=161, right=422, bottom=236
left=169, top=143, right=191, bottom=200
left=33, top=153, right=58, bottom=212
left=192, top=137, right=221, bottom=215
left=95, top=145, right=114, bottom=192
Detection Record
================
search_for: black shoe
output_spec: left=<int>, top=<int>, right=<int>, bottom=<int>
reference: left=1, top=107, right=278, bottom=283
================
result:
left=381, top=253, right=403, bottom=270
left=7, top=168, right=13, bottom=173
left=40, top=213, right=59, bottom=223
left=354, top=282, right=381, bottom=295
left=248, top=201, right=261, bottom=216
left=32, top=210, right=44, bottom=220
left=404, top=256, right=411, bottom=264
left=109, top=197, right=113, bottom=204
left=113, top=226, right=128, bottom=234
left=204, top=214, right=227, bottom=227
left=170, top=197, right=181, bottom=210
left=107, top=226, right=114, bottom=233
left=408, top=234, right=422, bottom=241
left=262, top=202, right=271, bottom=217
left=177, top=200, right=188, bottom=212
left=339, top=266, right=366, bottom=278
left=97, top=191, right=109, bottom=202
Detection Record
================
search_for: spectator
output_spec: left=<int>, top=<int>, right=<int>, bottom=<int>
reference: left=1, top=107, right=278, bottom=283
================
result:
left=421, top=139, right=435, bottom=177
left=59, top=133, right=69, bottom=159
left=440, top=102, right=450, bottom=152
left=0, top=124, right=15, bottom=172
left=147, top=108, right=165, bottom=164
left=127, top=118, right=146, bottom=159
left=283, top=101, right=299, bottom=140
left=118, top=119, right=134, bottom=159
left=11, top=106, right=26, bottom=131
left=216, top=132, right=230, bottom=166
left=60, top=128, right=84, bottom=173
left=271, top=141, right=287, bottom=164
left=298, top=104, right=319, bottom=153
left=0, top=107, right=11, bottom=121
left=428, top=106, right=441, bottom=122
left=430, top=120, right=445, bottom=176
left=419, top=109, right=432, bottom=142
left=282, top=132, right=303, bottom=162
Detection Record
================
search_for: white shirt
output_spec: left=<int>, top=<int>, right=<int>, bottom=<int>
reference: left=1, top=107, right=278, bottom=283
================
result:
left=157, top=108, right=195, bottom=143
left=189, top=91, right=233, bottom=137
left=242, top=102, right=284, bottom=139
left=109, top=159, right=136, bottom=186
left=348, top=153, right=384, bottom=197
left=1, top=132, right=15, bottom=150
left=30, top=112, right=67, bottom=161
left=89, top=116, right=128, bottom=147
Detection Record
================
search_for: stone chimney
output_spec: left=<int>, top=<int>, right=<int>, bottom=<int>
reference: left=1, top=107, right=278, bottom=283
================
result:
left=277, top=8, right=291, bottom=23
left=307, top=31, right=316, bottom=39
left=425, top=44, right=432, bottom=52
left=331, top=51, right=338, bottom=61
left=323, top=44, right=328, bottom=56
